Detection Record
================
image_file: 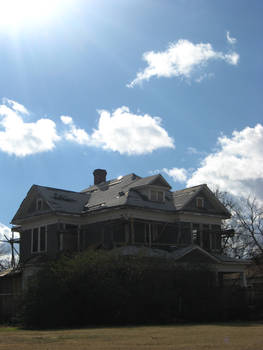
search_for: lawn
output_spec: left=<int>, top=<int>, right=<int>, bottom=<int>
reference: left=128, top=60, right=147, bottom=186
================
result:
left=0, top=323, right=262, bottom=350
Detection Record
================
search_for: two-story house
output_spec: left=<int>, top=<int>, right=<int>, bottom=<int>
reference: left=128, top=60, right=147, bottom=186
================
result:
left=9, top=169, right=248, bottom=288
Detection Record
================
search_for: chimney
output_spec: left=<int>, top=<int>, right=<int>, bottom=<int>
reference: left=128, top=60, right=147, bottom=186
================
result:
left=93, top=169, right=107, bottom=185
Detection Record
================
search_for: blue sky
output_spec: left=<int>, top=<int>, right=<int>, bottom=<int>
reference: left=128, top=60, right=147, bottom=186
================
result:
left=0, top=0, right=263, bottom=240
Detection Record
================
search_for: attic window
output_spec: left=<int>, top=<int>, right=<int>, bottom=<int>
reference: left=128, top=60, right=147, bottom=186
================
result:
left=150, top=190, right=164, bottom=202
left=196, top=197, right=204, bottom=208
left=36, top=199, right=43, bottom=211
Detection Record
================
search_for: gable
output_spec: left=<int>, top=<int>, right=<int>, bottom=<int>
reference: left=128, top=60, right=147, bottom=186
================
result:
left=177, top=248, right=219, bottom=264
left=11, top=186, right=52, bottom=224
left=150, top=176, right=171, bottom=189
left=183, top=187, right=230, bottom=218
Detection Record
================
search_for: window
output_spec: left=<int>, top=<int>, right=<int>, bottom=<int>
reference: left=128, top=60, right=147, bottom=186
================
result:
left=31, top=226, right=47, bottom=253
left=150, top=190, right=164, bottom=202
left=196, top=197, right=204, bottom=208
left=36, top=199, right=43, bottom=211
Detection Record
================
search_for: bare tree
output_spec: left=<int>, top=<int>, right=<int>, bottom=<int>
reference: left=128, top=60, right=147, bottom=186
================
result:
left=215, top=189, right=263, bottom=259
left=233, top=196, right=263, bottom=257
left=0, top=244, right=12, bottom=271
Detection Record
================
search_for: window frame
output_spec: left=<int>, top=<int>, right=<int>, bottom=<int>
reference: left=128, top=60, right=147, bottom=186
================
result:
left=196, top=197, right=204, bottom=209
left=36, top=198, right=43, bottom=211
left=149, top=189, right=165, bottom=202
left=31, top=226, right=47, bottom=253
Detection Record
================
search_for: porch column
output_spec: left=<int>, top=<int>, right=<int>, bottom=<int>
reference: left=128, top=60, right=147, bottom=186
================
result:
left=77, top=225, right=80, bottom=251
left=240, top=271, right=247, bottom=287
left=130, top=218, right=135, bottom=244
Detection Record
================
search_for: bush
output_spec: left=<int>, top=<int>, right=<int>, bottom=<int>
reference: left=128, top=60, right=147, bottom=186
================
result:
left=20, top=250, right=248, bottom=328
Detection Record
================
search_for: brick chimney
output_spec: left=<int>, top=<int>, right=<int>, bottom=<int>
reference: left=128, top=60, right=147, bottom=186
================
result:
left=93, top=169, right=107, bottom=185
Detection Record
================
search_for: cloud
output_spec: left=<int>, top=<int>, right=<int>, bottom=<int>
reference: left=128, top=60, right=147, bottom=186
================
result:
left=0, top=99, right=60, bottom=157
left=3, top=98, right=29, bottom=115
left=0, top=100, right=174, bottom=157
left=61, top=106, right=175, bottom=155
left=60, top=115, right=73, bottom=125
left=187, top=147, right=207, bottom=156
left=61, top=115, right=91, bottom=144
left=226, top=31, right=237, bottom=45
left=162, top=167, right=188, bottom=183
left=187, top=124, right=263, bottom=201
left=127, top=39, right=239, bottom=87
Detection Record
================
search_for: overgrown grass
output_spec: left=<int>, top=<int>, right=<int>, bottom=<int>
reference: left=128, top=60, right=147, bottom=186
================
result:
left=0, top=323, right=262, bottom=350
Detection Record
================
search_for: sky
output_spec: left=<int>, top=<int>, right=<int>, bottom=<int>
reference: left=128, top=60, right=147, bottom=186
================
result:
left=0, top=0, right=263, bottom=246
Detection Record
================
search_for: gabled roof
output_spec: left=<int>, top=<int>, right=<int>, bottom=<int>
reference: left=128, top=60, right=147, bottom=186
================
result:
left=171, top=244, right=221, bottom=263
left=173, top=184, right=231, bottom=218
left=111, top=245, right=247, bottom=265
left=11, top=172, right=230, bottom=223
left=128, top=174, right=171, bottom=190
left=37, top=186, right=88, bottom=214
left=83, top=173, right=174, bottom=212
left=173, top=184, right=204, bottom=210
left=11, top=185, right=88, bottom=224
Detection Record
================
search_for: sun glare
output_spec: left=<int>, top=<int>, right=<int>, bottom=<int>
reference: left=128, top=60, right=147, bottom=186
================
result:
left=0, top=0, right=71, bottom=30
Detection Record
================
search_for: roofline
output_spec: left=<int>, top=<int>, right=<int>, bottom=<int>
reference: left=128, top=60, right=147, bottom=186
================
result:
left=174, top=245, right=221, bottom=263
left=174, top=184, right=231, bottom=218
left=132, top=174, right=172, bottom=190
left=11, top=210, right=82, bottom=225
left=177, top=209, right=230, bottom=219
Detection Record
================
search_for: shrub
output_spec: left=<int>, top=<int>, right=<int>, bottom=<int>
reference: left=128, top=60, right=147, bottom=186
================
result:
left=20, top=250, right=248, bottom=328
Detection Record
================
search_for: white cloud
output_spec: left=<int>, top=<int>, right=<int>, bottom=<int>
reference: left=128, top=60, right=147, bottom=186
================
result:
left=3, top=98, right=29, bottom=115
left=225, top=52, right=239, bottom=65
left=0, top=223, right=12, bottom=241
left=187, top=124, right=263, bottom=201
left=195, top=72, right=214, bottom=83
left=127, top=39, right=239, bottom=87
left=187, top=147, right=200, bottom=155
left=226, top=31, right=237, bottom=45
left=0, top=99, right=60, bottom=157
left=61, top=106, right=175, bottom=155
left=61, top=115, right=91, bottom=144
left=60, top=115, right=73, bottom=125
left=163, top=167, right=188, bottom=183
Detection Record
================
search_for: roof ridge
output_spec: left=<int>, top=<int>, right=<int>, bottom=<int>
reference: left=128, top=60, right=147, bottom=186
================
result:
left=36, top=185, right=83, bottom=195
left=173, top=184, right=206, bottom=194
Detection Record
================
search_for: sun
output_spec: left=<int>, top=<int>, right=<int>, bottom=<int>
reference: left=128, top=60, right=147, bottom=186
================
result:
left=0, top=0, right=71, bottom=31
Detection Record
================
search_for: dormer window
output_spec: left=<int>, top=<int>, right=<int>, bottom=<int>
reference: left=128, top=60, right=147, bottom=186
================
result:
left=196, top=197, right=204, bottom=209
left=150, top=190, right=164, bottom=202
left=36, top=199, right=43, bottom=211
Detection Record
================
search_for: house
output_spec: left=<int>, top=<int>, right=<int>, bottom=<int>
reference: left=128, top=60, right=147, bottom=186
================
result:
left=9, top=169, right=249, bottom=288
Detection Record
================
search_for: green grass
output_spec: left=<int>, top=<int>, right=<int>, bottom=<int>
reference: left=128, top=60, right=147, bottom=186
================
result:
left=0, top=323, right=262, bottom=349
